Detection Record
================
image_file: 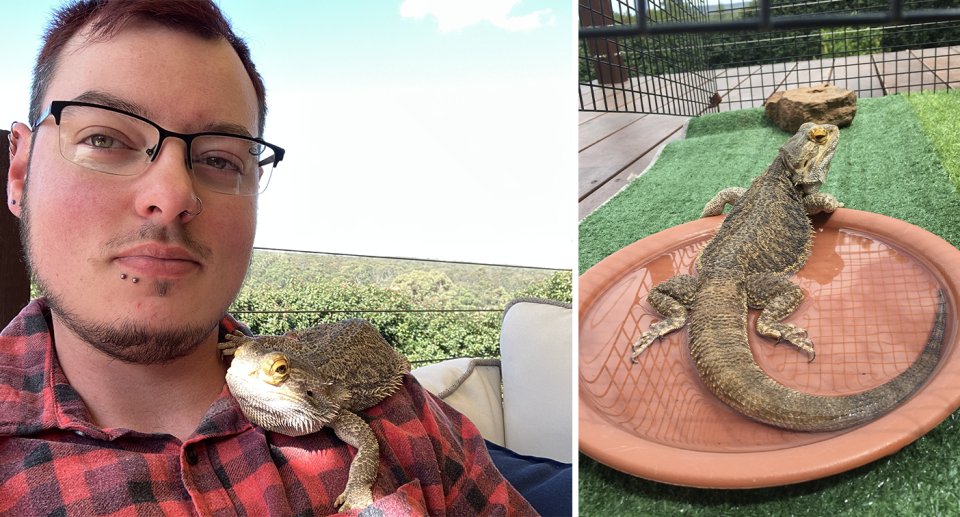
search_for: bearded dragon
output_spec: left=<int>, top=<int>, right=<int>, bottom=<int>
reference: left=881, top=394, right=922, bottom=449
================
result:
left=218, top=319, right=410, bottom=512
left=631, top=122, right=946, bottom=431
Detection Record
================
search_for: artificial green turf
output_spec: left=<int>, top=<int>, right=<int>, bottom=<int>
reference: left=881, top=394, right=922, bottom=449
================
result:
left=578, top=92, right=960, bottom=516
left=579, top=93, right=960, bottom=274
left=904, top=88, right=960, bottom=199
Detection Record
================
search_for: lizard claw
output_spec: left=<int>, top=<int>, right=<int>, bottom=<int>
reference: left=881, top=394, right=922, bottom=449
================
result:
left=631, top=317, right=687, bottom=363
left=335, top=488, right=374, bottom=512
left=217, top=331, right=247, bottom=360
left=631, top=332, right=658, bottom=362
left=759, top=323, right=814, bottom=360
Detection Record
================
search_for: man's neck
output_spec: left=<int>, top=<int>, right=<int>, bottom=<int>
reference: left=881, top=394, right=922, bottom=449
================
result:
left=52, top=316, right=229, bottom=443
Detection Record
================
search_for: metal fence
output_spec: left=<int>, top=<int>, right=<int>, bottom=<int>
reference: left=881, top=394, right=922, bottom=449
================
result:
left=579, top=0, right=960, bottom=115
left=579, top=0, right=717, bottom=115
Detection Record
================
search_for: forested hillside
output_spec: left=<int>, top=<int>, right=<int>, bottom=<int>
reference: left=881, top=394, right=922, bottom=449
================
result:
left=230, top=250, right=572, bottom=363
left=242, top=250, right=558, bottom=309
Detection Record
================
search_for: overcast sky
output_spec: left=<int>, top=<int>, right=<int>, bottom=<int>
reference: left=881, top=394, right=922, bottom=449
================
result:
left=1, top=0, right=574, bottom=269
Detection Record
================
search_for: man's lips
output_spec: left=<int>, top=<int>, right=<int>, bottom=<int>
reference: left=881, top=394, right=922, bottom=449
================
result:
left=114, top=244, right=201, bottom=278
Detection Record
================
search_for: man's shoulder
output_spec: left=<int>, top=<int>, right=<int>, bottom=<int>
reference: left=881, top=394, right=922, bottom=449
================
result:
left=0, top=299, right=56, bottom=435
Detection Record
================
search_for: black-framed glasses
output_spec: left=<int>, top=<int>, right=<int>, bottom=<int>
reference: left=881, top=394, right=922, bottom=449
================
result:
left=32, top=100, right=285, bottom=196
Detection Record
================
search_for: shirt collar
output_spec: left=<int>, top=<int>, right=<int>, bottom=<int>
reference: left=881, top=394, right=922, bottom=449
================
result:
left=0, top=298, right=253, bottom=440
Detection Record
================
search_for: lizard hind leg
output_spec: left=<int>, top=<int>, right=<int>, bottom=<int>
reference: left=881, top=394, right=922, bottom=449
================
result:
left=747, top=274, right=815, bottom=361
left=632, top=274, right=699, bottom=363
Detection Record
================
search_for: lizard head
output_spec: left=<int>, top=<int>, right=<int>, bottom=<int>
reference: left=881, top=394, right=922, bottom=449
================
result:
left=779, top=122, right=840, bottom=195
left=223, top=335, right=343, bottom=436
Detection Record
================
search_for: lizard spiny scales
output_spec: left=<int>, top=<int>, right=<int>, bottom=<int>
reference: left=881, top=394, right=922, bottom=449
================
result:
left=631, top=123, right=946, bottom=431
left=218, top=319, right=410, bottom=512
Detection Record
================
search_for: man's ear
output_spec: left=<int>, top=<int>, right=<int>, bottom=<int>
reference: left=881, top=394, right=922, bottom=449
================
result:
left=6, top=122, right=32, bottom=219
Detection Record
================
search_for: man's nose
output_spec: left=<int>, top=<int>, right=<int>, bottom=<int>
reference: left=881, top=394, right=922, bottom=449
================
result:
left=132, top=137, right=202, bottom=223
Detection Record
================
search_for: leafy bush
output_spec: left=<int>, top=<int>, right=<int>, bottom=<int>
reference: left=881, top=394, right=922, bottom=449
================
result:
left=230, top=269, right=572, bottom=364
left=512, top=270, right=573, bottom=304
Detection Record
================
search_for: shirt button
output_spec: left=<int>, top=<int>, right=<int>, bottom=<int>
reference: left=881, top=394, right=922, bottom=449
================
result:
left=184, top=445, right=199, bottom=465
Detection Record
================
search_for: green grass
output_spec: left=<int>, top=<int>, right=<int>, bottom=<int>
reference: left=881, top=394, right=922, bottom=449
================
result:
left=904, top=89, right=960, bottom=199
left=578, top=91, right=960, bottom=516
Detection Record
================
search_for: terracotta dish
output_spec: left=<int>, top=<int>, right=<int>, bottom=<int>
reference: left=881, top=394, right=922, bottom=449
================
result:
left=579, top=209, right=960, bottom=488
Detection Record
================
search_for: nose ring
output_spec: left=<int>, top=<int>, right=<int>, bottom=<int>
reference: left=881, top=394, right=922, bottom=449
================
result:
left=182, top=197, right=203, bottom=217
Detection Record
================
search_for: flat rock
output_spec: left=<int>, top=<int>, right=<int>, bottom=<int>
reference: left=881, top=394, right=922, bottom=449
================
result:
left=765, top=83, right=857, bottom=133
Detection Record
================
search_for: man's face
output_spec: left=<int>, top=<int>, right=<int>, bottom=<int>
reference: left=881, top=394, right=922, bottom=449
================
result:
left=17, top=21, right=259, bottom=363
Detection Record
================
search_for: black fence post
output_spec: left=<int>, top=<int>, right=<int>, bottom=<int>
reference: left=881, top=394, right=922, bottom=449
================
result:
left=0, top=129, right=31, bottom=329
left=579, top=0, right=628, bottom=85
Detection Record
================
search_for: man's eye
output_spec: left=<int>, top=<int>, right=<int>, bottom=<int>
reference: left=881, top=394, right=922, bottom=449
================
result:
left=202, top=156, right=239, bottom=171
left=88, top=135, right=116, bottom=148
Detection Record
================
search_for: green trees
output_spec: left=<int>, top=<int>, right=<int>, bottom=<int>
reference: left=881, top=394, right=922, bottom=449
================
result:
left=229, top=251, right=572, bottom=364
left=390, top=270, right=456, bottom=305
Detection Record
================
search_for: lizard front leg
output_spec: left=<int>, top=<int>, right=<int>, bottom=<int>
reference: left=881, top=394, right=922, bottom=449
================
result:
left=330, top=410, right=379, bottom=512
left=701, top=187, right=747, bottom=218
left=217, top=330, right=248, bottom=360
left=746, top=274, right=815, bottom=360
left=803, top=193, right=843, bottom=215
left=632, top=274, right=699, bottom=362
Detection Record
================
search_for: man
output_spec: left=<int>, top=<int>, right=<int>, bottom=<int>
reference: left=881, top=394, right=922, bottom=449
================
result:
left=1, top=1, right=537, bottom=515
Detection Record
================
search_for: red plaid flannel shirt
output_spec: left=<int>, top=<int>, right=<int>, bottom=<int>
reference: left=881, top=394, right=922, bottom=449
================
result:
left=0, top=299, right=538, bottom=516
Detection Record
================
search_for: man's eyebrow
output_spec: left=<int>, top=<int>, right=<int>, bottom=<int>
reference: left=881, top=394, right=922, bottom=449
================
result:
left=71, top=91, right=256, bottom=138
left=73, top=91, right=149, bottom=118
left=199, top=122, right=254, bottom=138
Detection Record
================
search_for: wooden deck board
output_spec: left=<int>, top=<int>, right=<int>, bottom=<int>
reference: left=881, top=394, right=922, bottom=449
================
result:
left=579, top=127, right=686, bottom=220
left=578, top=114, right=687, bottom=201
left=734, top=62, right=796, bottom=107
left=583, top=71, right=715, bottom=115
left=789, top=58, right=830, bottom=88
left=579, top=111, right=605, bottom=124
left=580, top=76, right=655, bottom=112
left=877, top=50, right=947, bottom=94
left=578, top=113, right=645, bottom=151
left=912, top=47, right=960, bottom=89
left=714, top=65, right=763, bottom=111
left=831, top=54, right=884, bottom=98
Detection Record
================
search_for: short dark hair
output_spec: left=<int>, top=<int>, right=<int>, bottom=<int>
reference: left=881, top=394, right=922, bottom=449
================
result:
left=30, top=0, right=267, bottom=136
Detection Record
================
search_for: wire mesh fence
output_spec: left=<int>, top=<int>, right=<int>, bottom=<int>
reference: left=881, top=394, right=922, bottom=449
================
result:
left=579, top=0, right=960, bottom=115
left=579, top=0, right=717, bottom=115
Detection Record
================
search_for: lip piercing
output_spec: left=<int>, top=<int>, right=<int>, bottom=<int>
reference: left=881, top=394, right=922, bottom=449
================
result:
left=182, top=197, right=202, bottom=217
left=120, top=274, right=139, bottom=283
left=121, top=274, right=127, bottom=280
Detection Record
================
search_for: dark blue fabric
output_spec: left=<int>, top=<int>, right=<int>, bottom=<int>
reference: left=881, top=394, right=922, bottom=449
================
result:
left=485, top=439, right=573, bottom=517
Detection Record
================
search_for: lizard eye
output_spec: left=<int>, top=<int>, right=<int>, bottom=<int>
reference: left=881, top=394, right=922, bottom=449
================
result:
left=306, top=390, right=314, bottom=398
left=262, top=354, right=290, bottom=385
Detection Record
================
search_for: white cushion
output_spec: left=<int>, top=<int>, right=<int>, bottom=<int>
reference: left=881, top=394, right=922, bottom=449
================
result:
left=500, top=298, right=572, bottom=463
left=411, top=357, right=504, bottom=445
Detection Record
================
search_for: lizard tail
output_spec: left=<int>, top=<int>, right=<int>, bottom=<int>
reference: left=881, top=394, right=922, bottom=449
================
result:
left=689, top=271, right=946, bottom=432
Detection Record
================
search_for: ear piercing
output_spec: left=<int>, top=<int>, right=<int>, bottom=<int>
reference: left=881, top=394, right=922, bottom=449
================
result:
left=182, top=197, right=203, bottom=217
left=9, top=199, right=19, bottom=206
left=8, top=122, right=18, bottom=156
left=121, top=274, right=139, bottom=283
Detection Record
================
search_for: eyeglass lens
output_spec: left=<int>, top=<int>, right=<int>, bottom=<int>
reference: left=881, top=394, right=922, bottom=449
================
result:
left=56, top=104, right=274, bottom=196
